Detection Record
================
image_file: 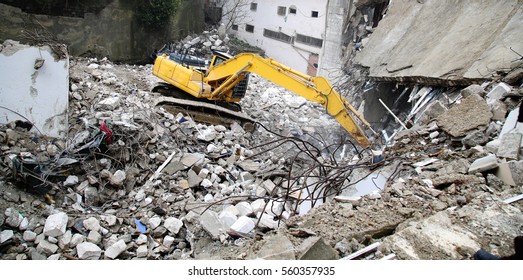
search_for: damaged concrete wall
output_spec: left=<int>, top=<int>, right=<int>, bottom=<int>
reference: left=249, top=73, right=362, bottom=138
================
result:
left=0, top=1, right=205, bottom=62
left=354, top=0, right=523, bottom=86
left=318, top=0, right=349, bottom=81
left=0, top=40, right=69, bottom=138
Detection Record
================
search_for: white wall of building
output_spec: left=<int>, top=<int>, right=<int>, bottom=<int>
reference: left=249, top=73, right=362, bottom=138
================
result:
left=224, top=0, right=328, bottom=75
left=0, top=40, right=69, bottom=138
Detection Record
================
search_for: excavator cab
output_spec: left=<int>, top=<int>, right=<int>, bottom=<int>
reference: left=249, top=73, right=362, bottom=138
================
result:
left=208, top=51, right=249, bottom=99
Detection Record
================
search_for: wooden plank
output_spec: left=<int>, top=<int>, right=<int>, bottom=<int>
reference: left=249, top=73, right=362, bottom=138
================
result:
left=341, top=242, right=381, bottom=260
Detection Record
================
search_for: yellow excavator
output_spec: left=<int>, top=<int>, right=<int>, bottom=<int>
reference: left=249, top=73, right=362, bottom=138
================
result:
left=152, top=51, right=374, bottom=148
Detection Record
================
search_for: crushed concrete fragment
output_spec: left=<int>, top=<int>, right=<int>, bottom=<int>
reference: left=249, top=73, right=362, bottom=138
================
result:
left=43, top=212, right=68, bottom=238
left=230, top=216, right=255, bottom=234
left=437, top=94, right=492, bottom=137
left=496, top=133, right=522, bottom=160
left=468, top=154, right=499, bottom=174
left=297, top=237, right=339, bottom=260
left=105, top=239, right=127, bottom=259
left=199, top=210, right=228, bottom=240
left=77, top=242, right=102, bottom=260
left=164, top=217, right=183, bottom=235
left=256, top=234, right=296, bottom=260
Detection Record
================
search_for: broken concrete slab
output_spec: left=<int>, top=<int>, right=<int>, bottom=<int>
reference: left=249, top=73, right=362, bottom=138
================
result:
left=496, top=133, right=522, bottom=160
left=468, top=154, right=499, bottom=174
left=181, top=153, right=205, bottom=168
left=437, top=94, right=492, bottom=137
left=0, top=230, right=13, bottom=243
left=297, top=237, right=339, bottom=260
left=486, top=82, right=511, bottom=101
left=0, top=40, right=69, bottom=138
left=494, top=161, right=516, bottom=186
left=354, top=0, right=523, bottom=85
left=461, top=84, right=486, bottom=98
left=164, top=160, right=186, bottom=175
left=256, top=234, right=296, bottom=260
left=500, top=108, right=520, bottom=137
left=199, top=210, right=228, bottom=240
left=508, top=160, right=523, bottom=185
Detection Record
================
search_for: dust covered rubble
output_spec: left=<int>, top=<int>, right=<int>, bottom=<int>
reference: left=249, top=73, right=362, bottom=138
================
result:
left=1, top=50, right=522, bottom=260
left=0, top=53, right=346, bottom=260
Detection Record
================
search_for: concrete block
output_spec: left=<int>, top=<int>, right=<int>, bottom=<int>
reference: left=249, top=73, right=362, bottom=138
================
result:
left=461, top=130, right=489, bottom=147
left=87, top=230, right=102, bottom=244
left=262, top=179, right=277, bottom=194
left=494, top=162, right=516, bottom=186
left=0, top=230, right=13, bottom=243
left=486, top=82, right=511, bottom=101
left=257, top=214, right=278, bottom=229
left=500, top=108, right=519, bottom=137
left=148, top=216, right=162, bottom=230
left=199, top=210, right=228, bottom=240
left=235, top=201, right=253, bottom=216
left=36, top=240, right=59, bottom=256
left=230, top=216, right=255, bottom=234
left=4, top=208, right=23, bottom=228
left=219, top=211, right=237, bottom=227
left=105, top=239, right=127, bottom=259
left=70, top=233, right=86, bottom=248
left=297, top=237, right=339, bottom=260
left=496, top=133, right=522, bottom=160
left=43, top=212, right=68, bottom=237
left=164, top=217, right=183, bottom=235
left=461, top=84, right=486, bottom=98
left=488, top=100, right=508, bottom=121
left=58, top=230, right=72, bottom=249
left=485, top=139, right=500, bottom=153
left=136, top=245, right=148, bottom=258
left=256, top=234, right=296, bottom=260
left=251, top=199, right=267, bottom=215
left=181, top=153, right=205, bottom=167
left=23, top=231, right=37, bottom=242
left=163, top=235, right=175, bottom=248
left=77, top=242, right=102, bottom=260
left=468, top=154, right=499, bottom=173
left=508, top=160, right=523, bottom=185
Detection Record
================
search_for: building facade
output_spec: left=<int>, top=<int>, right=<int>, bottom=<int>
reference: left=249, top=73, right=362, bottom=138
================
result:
left=222, top=0, right=342, bottom=77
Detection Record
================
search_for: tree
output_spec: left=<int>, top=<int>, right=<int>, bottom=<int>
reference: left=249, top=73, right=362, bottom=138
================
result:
left=135, top=0, right=181, bottom=30
left=209, top=0, right=250, bottom=32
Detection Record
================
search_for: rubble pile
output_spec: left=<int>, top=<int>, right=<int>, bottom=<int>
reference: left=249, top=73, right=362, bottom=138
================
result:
left=0, top=52, right=353, bottom=260
left=155, top=28, right=264, bottom=63
left=1, top=45, right=522, bottom=260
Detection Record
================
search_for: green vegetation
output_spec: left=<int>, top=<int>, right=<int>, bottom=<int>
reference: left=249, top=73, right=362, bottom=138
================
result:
left=135, top=0, right=181, bottom=30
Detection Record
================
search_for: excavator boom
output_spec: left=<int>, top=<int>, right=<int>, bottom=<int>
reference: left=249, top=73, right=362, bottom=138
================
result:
left=153, top=52, right=373, bottom=148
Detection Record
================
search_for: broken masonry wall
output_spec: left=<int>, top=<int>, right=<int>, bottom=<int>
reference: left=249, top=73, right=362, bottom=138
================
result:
left=0, top=40, right=69, bottom=138
left=0, top=1, right=206, bottom=63
left=354, top=0, right=523, bottom=86
left=318, top=0, right=349, bottom=82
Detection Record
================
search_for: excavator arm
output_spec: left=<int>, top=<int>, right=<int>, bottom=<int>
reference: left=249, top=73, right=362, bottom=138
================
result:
left=152, top=52, right=373, bottom=148
left=204, top=53, right=372, bottom=148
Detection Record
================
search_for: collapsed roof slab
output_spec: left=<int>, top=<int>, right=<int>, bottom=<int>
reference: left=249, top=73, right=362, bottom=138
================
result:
left=355, top=0, right=523, bottom=86
left=0, top=40, right=69, bottom=138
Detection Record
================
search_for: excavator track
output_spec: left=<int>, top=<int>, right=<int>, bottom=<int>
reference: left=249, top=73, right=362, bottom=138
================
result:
left=153, top=83, right=255, bottom=130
